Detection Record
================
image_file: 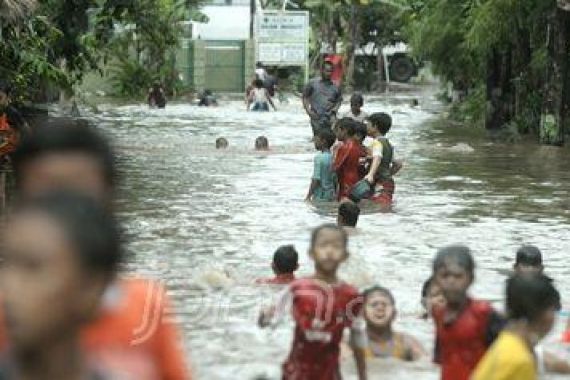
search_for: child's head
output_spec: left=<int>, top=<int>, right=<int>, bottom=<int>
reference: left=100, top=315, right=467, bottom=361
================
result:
left=350, top=93, right=364, bottom=113
left=432, top=245, right=475, bottom=306
left=421, top=276, right=446, bottom=318
left=13, top=119, right=117, bottom=206
left=354, top=122, right=368, bottom=144
left=0, top=191, right=122, bottom=352
left=367, top=112, right=392, bottom=137
left=254, top=79, right=264, bottom=89
left=255, top=136, right=269, bottom=151
left=309, top=224, right=348, bottom=276
left=337, top=200, right=360, bottom=228
left=363, top=286, right=397, bottom=330
left=216, top=137, right=229, bottom=149
left=336, top=118, right=357, bottom=141
left=272, top=245, right=299, bottom=275
left=506, top=274, right=560, bottom=341
left=315, top=129, right=336, bottom=151
left=514, top=245, right=543, bottom=275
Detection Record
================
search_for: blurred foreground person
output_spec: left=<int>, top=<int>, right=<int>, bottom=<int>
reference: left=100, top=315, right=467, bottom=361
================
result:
left=0, top=192, right=122, bottom=379
left=7, top=121, right=191, bottom=380
left=473, top=274, right=562, bottom=380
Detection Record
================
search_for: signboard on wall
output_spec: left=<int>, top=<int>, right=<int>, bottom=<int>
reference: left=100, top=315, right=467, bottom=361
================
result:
left=255, top=11, right=310, bottom=66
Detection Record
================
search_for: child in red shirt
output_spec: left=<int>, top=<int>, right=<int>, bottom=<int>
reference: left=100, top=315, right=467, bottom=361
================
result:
left=431, top=245, right=504, bottom=380
left=334, top=118, right=365, bottom=201
left=255, top=245, right=299, bottom=285
left=259, top=224, right=367, bottom=380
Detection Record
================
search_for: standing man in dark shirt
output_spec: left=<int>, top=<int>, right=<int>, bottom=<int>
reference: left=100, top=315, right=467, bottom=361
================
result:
left=302, top=61, right=342, bottom=137
left=0, top=80, right=31, bottom=159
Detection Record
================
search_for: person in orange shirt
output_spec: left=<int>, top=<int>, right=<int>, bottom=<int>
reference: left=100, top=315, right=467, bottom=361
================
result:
left=6, top=120, right=191, bottom=380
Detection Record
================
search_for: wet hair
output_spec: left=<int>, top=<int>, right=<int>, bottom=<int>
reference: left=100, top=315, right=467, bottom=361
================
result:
left=368, top=112, right=393, bottom=135
left=338, top=201, right=360, bottom=227
left=432, top=245, right=475, bottom=277
left=363, top=285, right=395, bottom=305
left=421, top=276, right=435, bottom=299
left=337, top=118, right=358, bottom=137
left=14, top=191, right=123, bottom=274
left=310, top=223, right=348, bottom=251
left=256, top=61, right=264, bottom=68
left=255, top=136, right=269, bottom=150
left=354, top=122, right=367, bottom=142
left=204, top=89, right=213, bottom=96
left=506, top=274, right=561, bottom=323
left=515, top=245, right=543, bottom=267
left=254, top=79, right=264, bottom=88
left=316, top=129, right=336, bottom=150
left=216, top=137, right=228, bottom=149
left=12, top=119, right=117, bottom=190
left=273, top=245, right=299, bottom=274
left=350, top=93, right=364, bottom=107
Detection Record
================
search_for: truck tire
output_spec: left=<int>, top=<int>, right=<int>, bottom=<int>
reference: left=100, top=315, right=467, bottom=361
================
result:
left=389, top=55, right=416, bottom=83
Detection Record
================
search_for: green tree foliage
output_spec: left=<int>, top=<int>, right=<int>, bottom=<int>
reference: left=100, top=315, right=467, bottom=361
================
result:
left=408, top=0, right=569, bottom=145
left=0, top=0, right=204, bottom=101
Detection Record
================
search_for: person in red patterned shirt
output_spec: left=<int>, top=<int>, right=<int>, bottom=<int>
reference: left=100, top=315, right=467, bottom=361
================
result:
left=255, top=245, right=299, bottom=285
left=259, top=224, right=367, bottom=380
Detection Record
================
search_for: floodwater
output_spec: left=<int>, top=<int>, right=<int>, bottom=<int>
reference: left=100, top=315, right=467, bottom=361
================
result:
left=87, top=87, right=570, bottom=379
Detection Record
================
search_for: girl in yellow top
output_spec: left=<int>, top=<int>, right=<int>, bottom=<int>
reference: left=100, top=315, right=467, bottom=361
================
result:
left=360, top=286, right=426, bottom=361
left=472, top=274, right=561, bottom=380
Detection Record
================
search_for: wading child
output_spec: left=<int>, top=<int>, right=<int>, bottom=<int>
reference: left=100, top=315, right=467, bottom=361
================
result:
left=256, top=245, right=299, bottom=285
left=255, top=136, right=269, bottom=151
left=361, top=286, right=425, bottom=361
left=306, top=129, right=337, bottom=202
left=421, top=277, right=446, bottom=320
left=432, top=245, right=504, bottom=380
left=342, top=93, right=368, bottom=123
left=216, top=137, right=229, bottom=149
left=334, top=118, right=365, bottom=201
left=364, top=113, right=403, bottom=207
left=247, top=79, right=276, bottom=112
left=148, top=81, right=167, bottom=109
left=473, top=274, right=561, bottom=380
left=514, top=245, right=544, bottom=275
left=337, top=200, right=360, bottom=228
left=10, top=121, right=190, bottom=379
left=259, top=224, right=367, bottom=380
left=0, top=192, right=122, bottom=378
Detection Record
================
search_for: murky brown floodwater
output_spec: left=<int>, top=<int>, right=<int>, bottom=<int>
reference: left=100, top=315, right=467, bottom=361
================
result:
left=87, top=86, right=570, bottom=379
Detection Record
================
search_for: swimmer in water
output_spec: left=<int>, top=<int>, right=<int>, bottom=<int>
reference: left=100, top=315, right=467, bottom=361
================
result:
left=420, top=276, right=446, bottom=319
left=360, top=286, right=425, bottom=361
left=259, top=224, right=367, bottom=380
left=473, top=274, right=563, bottom=380
left=337, top=200, right=360, bottom=228
left=255, top=245, right=298, bottom=285
left=147, top=81, right=167, bottom=109
left=216, top=137, right=229, bottom=149
left=432, top=245, right=504, bottom=380
left=513, top=245, right=544, bottom=275
left=255, top=136, right=269, bottom=151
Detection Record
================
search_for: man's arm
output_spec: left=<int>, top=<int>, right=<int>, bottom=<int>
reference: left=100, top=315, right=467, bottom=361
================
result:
left=302, top=83, right=317, bottom=119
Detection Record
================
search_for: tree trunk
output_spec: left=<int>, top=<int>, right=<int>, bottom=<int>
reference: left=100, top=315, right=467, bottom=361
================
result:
left=344, top=4, right=358, bottom=92
left=540, top=5, right=570, bottom=145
